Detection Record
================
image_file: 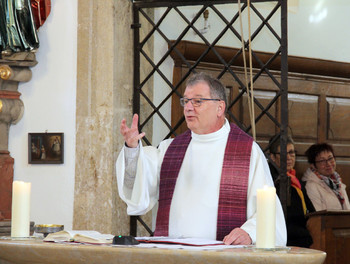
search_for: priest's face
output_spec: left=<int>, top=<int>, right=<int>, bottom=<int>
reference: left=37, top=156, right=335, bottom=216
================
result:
left=183, top=81, right=225, bottom=134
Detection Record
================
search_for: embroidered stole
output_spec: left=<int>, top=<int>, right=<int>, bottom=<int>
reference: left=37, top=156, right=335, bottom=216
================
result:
left=154, top=123, right=253, bottom=240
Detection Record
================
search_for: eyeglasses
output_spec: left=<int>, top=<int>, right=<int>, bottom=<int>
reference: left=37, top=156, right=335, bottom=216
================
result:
left=180, top=97, right=221, bottom=107
left=315, top=156, right=335, bottom=166
left=273, top=150, right=296, bottom=157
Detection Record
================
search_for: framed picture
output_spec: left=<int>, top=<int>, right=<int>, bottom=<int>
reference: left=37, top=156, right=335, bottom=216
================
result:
left=28, top=133, right=64, bottom=164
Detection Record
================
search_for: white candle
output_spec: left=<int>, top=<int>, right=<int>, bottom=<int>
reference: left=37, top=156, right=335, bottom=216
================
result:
left=11, top=181, right=31, bottom=237
left=256, top=185, right=276, bottom=248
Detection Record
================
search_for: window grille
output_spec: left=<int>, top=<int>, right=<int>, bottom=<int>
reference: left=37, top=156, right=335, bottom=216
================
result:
left=129, top=0, right=288, bottom=236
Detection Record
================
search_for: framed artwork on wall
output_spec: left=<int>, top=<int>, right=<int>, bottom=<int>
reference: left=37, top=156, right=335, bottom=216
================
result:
left=28, top=133, right=64, bottom=164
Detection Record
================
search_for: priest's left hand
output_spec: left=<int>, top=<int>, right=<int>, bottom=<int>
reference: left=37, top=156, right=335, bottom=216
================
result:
left=223, top=228, right=252, bottom=245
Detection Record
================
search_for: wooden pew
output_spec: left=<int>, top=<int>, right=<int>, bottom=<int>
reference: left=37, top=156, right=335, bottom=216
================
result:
left=307, top=210, right=350, bottom=264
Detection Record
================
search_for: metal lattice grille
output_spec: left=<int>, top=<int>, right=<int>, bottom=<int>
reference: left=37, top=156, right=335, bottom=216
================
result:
left=130, top=0, right=288, bottom=236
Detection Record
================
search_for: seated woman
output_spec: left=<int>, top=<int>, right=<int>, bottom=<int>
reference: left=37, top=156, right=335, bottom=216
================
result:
left=269, top=135, right=315, bottom=248
left=302, top=143, right=350, bottom=211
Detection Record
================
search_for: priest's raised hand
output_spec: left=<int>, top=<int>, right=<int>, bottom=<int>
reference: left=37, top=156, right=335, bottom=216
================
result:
left=120, top=114, right=145, bottom=148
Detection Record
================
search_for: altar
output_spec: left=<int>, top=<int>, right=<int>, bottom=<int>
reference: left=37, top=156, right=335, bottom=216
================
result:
left=0, top=238, right=326, bottom=264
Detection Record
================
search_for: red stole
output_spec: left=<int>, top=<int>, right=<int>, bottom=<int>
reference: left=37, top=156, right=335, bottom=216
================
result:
left=154, top=123, right=253, bottom=240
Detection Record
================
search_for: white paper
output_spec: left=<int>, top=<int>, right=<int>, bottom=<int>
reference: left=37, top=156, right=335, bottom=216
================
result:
left=134, top=236, right=243, bottom=250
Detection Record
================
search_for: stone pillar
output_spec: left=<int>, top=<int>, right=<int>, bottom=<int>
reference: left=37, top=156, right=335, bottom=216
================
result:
left=74, top=0, right=134, bottom=234
left=74, top=0, right=154, bottom=236
left=0, top=54, right=35, bottom=220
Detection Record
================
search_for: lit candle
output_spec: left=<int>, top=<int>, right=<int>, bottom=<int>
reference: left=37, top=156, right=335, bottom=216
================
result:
left=256, top=185, right=276, bottom=248
left=11, top=181, right=31, bottom=237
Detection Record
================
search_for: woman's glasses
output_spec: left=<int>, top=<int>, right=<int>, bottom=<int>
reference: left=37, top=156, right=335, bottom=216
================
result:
left=315, top=156, right=335, bottom=166
left=273, top=150, right=296, bottom=157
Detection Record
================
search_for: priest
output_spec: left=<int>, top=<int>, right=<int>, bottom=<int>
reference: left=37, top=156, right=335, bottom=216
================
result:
left=116, top=72, right=286, bottom=245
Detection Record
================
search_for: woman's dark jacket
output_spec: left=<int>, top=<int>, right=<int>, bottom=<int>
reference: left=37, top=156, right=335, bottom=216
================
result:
left=269, top=163, right=315, bottom=248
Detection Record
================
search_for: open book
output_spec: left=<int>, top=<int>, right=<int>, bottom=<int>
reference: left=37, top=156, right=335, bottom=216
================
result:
left=43, top=230, right=114, bottom=244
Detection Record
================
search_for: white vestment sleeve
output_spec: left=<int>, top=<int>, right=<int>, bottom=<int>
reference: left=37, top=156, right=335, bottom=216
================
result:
left=240, top=142, right=287, bottom=246
left=116, top=139, right=172, bottom=216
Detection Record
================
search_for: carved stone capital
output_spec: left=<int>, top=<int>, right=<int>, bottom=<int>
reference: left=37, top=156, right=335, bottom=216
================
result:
left=0, top=64, right=32, bottom=83
left=0, top=98, right=24, bottom=124
left=0, top=98, right=24, bottom=151
left=0, top=65, right=12, bottom=80
left=0, top=61, right=33, bottom=152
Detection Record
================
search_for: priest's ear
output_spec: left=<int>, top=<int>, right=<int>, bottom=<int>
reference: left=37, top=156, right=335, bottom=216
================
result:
left=217, top=100, right=226, bottom=117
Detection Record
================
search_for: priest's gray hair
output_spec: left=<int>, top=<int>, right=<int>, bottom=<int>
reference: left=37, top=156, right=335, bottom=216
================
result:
left=186, top=72, right=227, bottom=110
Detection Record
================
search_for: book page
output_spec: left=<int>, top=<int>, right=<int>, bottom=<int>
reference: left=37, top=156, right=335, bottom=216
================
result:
left=43, top=230, right=74, bottom=242
left=73, top=232, right=114, bottom=244
left=43, top=230, right=113, bottom=244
